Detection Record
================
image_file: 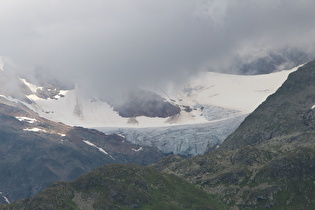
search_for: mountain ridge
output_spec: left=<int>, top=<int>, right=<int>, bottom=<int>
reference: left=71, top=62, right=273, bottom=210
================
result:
left=2, top=164, right=225, bottom=210
left=221, top=59, right=315, bottom=150
left=153, top=59, right=315, bottom=209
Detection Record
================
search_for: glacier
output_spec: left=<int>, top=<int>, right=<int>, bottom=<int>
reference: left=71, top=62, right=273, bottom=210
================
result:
left=98, top=114, right=246, bottom=156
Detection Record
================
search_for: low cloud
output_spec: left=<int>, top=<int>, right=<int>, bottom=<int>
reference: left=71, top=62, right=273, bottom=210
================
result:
left=1, top=0, right=315, bottom=99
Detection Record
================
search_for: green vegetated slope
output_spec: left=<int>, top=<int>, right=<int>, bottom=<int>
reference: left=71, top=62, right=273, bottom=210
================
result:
left=155, top=60, right=315, bottom=209
left=3, top=164, right=225, bottom=210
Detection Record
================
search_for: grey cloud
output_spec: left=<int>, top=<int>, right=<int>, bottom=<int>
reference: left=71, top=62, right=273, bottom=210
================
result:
left=1, top=0, right=315, bottom=99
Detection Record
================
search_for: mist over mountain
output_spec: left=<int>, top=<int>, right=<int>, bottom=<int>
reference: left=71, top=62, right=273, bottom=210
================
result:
left=218, top=47, right=314, bottom=75
left=1, top=0, right=315, bottom=102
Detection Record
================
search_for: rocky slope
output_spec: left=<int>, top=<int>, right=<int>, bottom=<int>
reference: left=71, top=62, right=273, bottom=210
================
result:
left=153, top=59, right=315, bottom=209
left=2, top=164, right=225, bottom=210
left=0, top=97, right=164, bottom=204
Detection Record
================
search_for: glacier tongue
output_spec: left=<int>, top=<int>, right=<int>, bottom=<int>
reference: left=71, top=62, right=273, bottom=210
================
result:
left=98, top=115, right=246, bottom=156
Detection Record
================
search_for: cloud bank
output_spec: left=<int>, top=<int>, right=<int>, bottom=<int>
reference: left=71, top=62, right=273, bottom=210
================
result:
left=1, top=0, right=315, bottom=98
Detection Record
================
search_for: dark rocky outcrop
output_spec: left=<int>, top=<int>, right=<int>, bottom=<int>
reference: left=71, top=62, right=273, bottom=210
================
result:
left=112, top=89, right=180, bottom=118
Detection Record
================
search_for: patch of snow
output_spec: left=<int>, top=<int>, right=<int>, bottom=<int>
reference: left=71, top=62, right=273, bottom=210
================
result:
left=0, top=192, right=10, bottom=204
left=0, top=56, right=10, bottom=71
left=0, top=94, right=22, bottom=104
left=58, top=133, right=66, bottom=137
left=117, top=134, right=125, bottom=138
left=54, top=90, right=68, bottom=100
left=132, top=147, right=143, bottom=152
left=23, top=128, right=46, bottom=132
left=312, top=105, right=315, bottom=109
left=19, top=78, right=43, bottom=93
left=0, top=63, right=3, bottom=71
left=82, top=140, right=115, bottom=160
left=15, top=116, right=37, bottom=124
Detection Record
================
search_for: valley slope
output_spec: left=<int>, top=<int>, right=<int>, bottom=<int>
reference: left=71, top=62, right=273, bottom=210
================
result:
left=0, top=97, right=164, bottom=204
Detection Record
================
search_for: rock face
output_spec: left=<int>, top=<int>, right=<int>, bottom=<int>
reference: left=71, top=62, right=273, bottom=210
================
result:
left=0, top=97, right=164, bottom=204
left=2, top=164, right=224, bottom=210
left=154, top=59, right=315, bottom=209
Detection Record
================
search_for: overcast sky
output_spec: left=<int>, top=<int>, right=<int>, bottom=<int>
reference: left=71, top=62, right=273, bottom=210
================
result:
left=1, top=0, right=315, bottom=98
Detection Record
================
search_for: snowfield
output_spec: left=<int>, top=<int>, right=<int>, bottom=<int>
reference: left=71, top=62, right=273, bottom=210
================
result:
left=21, top=67, right=299, bottom=128
left=17, top=65, right=300, bottom=155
